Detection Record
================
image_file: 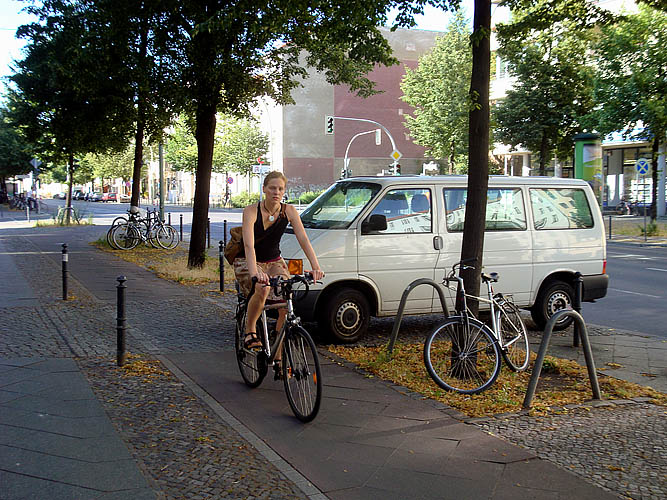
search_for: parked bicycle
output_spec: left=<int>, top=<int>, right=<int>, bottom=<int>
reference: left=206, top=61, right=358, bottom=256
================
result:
left=108, top=207, right=178, bottom=250
left=423, top=261, right=530, bottom=394
left=235, top=274, right=322, bottom=422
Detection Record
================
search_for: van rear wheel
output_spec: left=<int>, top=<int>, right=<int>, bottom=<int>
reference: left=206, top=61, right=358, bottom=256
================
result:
left=531, top=280, right=574, bottom=331
left=320, top=288, right=370, bottom=344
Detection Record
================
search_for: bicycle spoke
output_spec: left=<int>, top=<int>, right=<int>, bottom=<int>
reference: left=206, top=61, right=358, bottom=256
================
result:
left=424, top=316, right=501, bottom=394
left=498, top=302, right=530, bottom=372
left=283, top=327, right=321, bottom=422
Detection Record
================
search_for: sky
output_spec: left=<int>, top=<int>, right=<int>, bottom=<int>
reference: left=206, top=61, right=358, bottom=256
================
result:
left=0, top=1, right=475, bottom=84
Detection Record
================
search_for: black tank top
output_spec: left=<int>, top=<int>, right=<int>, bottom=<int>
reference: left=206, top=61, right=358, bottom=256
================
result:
left=250, top=202, right=288, bottom=262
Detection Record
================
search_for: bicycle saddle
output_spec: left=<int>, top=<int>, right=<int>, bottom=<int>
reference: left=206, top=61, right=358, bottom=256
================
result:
left=481, top=272, right=499, bottom=283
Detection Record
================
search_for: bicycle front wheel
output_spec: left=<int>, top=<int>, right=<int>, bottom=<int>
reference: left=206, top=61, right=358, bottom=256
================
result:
left=111, top=224, right=140, bottom=250
left=107, top=217, right=127, bottom=248
left=497, top=301, right=530, bottom=372
left=424, top=316, right=501, bottom=394
left=155, top=225, right=178, bottom=249
left=234, top=305, right=267, bottom=388
left=283, top=326, right=322, bottom=422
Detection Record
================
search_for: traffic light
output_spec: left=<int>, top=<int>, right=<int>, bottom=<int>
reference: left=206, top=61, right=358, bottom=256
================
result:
left=395, top=164, right=401, bottom=175
left=325, top=115, right=334, bottom=135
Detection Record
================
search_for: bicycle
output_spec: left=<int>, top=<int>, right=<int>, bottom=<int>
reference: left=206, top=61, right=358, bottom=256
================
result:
left=235, top=274, right=323, bottom=422
left=108, top=208, right=178, bottom=250
left=423, top=261, right=530, bottom=394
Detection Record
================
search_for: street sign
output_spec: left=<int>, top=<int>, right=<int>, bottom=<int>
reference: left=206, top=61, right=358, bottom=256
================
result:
left=30, top=158, right=42, bottom=168
left=635, top=158, right=650, bottom=175
left=252, top=165, right=271, bottom=174
left=390, top=149, right=402, bottom=162
left=227, top=176, right=234, bottom=184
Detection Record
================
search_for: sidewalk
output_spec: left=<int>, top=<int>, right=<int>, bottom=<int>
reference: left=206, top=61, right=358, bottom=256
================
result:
left=1, top=221, right=665, bottom=499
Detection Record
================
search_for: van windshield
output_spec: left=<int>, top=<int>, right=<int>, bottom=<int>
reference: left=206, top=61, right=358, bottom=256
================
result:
left=299, top=181, right=381, bottom=229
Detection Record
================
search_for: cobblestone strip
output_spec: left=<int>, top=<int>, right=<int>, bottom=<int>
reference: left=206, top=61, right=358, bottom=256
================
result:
left=79, top=356, right=310, bottom=500
left=476, top=404, right=666, bottom=500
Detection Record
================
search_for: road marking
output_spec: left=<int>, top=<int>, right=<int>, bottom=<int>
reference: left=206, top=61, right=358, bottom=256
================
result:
left=609, top=288, right=661, bottom=299
left=646, top=267, right=667, bottom=273
left=608, top=253, right=643, bottom=258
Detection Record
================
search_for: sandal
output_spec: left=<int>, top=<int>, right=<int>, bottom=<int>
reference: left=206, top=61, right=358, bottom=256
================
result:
left=244, top=332, right=262, bottom=351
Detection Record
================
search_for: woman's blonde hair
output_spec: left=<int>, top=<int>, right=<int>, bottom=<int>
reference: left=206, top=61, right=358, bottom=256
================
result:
left=263, top=170, right=287, bottom=187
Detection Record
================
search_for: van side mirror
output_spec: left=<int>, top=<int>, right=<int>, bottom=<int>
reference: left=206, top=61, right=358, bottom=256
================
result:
left=361, top=214, right=387, bottom=234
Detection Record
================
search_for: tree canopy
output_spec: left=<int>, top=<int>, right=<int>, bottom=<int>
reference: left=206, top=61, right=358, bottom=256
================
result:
left=401, top=10, right=471, bottom=172
left=493, top=1, right=597, bottom=174
left=588, top=4, right=667, bottom=218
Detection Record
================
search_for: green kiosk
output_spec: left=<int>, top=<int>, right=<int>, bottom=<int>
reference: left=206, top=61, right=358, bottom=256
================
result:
left=574, top=133, right=603, bottom=207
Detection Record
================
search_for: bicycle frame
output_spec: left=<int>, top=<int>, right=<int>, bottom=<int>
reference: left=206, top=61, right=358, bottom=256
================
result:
left=443, top=267, right=515, bottom=351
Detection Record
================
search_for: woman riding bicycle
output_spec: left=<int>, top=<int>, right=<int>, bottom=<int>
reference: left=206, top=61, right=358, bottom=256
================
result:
left=233, top=171, right=324, bottom=364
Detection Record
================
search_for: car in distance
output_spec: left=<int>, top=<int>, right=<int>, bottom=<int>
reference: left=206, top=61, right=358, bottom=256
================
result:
left=89, top=192, right=103, bottom=202
left=52, top=192, right=66, bottom=199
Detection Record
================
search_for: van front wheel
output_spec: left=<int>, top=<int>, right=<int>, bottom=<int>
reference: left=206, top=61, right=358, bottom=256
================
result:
left=531, top=280, right=574, bottom=331
left=320, top=288, right=370, bottom=344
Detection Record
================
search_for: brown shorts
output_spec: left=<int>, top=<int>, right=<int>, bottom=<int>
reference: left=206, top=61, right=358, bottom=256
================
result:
left=233, top=257, right=290, bottom=301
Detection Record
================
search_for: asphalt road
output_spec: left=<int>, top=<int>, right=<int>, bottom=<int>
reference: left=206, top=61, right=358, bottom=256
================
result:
left=44, top=200, right=667, bottom=339
left=583, top=240, right=667, bottom=339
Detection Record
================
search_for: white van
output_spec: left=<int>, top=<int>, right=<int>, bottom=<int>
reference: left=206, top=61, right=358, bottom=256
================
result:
left=281, top=175, right=608, bottom=343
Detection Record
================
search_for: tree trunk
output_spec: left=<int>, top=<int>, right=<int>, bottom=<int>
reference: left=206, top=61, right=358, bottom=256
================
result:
left=131, top=116, right=145, bottom=208
left=188, top=103, right=216, bottom=268
left=65, top=155, right=74, bottom=225
left=460, top=0, right=491, bottom=317
left=539, top=132, right=548, bottom=176
left=449, top=140, right=455, bottom=174
left=131, top=26, right=149, bottom=209
left=650, top=136, right=659, bottom=221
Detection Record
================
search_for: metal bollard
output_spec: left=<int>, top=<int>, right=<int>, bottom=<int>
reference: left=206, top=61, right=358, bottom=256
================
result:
left=223, top=240, right=225, bottom=292
left=26, top=204, right=30, bottom=222
left=61, top=243, right=68, bottom=300
left=116, top=276, right=127, bottom=367
left=608, top=215, right=612, bottom=240
left=224, top=220, right=228, bottom=247
left=168, top=212, right=171, bottom=226
left=207, top=218, right=211, bottom=248
left=179, top=214, right=183, bottom=242
left=572, top=272, right=583, bottom=347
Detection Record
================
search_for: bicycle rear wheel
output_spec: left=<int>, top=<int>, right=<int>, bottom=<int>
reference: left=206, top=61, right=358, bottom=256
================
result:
left=282, top=326, right=322, bottom=422
left=497, top=301, right=530, bottom=372
left=424, top=316, right=501, bottom=394
left=111, top=224, right=140, bottom=250
left=155, top=225, right=178, bottom=249
left=234, top=305, right=267, bottom=388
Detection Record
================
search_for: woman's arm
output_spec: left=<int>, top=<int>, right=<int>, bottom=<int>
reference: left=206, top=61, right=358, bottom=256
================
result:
left=286, top=204, right=324, bottom=281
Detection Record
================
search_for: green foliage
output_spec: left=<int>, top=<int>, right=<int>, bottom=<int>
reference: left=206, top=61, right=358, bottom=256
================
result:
left=298, top=191, right=323, bottom=204
left=166, top=114, right=269, bottom=176
left=165, top=115, right=198, bottom=172
left=640, top=221, right=658, bottom=237
left=400, top=10, right=471, bottom=172
left=10, top=2, right=134, bottom=165
left=85, top=145, right=141, bottom=182
left=0, top=104, right=32, bottom=178
left=587, top=5, right=667, bottom=143
left=230, top=192, right=260, bottom=208
left=493, top=5, right=595, bottom=174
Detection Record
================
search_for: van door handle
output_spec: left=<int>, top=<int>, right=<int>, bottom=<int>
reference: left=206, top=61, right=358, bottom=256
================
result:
left=433, top=236, right=443, bottom=250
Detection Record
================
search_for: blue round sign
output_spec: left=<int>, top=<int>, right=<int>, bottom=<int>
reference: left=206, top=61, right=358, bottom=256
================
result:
left=635, top=158, right=650, bottom=175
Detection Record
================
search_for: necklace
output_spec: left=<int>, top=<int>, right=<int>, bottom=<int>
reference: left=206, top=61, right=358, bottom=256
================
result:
left=264, top=200, right=280, bottom=222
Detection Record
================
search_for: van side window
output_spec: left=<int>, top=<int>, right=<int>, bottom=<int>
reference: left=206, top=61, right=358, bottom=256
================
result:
left=443, top=188, right=527, bottom=231
left=530, top=188, right=594, bottom=229
left=371, top=188, right=432, bottom=233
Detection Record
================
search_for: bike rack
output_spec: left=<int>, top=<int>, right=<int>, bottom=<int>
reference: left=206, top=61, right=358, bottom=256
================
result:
left=522, top=308, right=601, bottom=409
left=386, top=278, right=450, bottom=356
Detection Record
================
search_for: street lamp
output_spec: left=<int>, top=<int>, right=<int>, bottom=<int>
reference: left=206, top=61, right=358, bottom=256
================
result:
left=343, top=129, right=382, bottom=179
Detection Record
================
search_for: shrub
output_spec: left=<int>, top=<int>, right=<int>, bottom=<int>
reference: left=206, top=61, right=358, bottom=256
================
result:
left=298, top=190, right=323, bottom=204
left=231, top=192, right=260, bottom=208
